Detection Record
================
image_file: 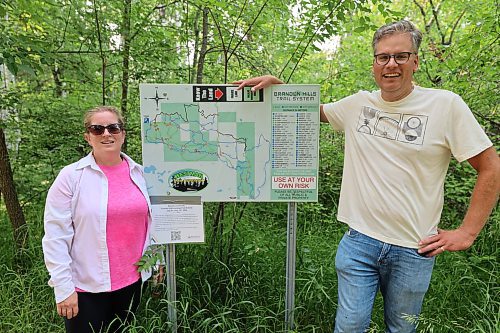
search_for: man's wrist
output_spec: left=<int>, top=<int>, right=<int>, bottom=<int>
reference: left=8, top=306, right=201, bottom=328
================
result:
left=457, top=224, right=480, bottom=240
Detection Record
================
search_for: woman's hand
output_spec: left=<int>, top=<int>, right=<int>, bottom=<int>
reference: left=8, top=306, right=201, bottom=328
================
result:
left=57, top=291, right=79, bottom=319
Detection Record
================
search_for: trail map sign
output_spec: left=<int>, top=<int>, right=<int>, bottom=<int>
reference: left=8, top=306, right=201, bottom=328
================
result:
left=140, top=84, right=320, bottom=202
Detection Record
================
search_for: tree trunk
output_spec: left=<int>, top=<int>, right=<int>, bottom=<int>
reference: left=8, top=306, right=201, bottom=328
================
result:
left=196, top=7, right=209, bottom=84
left=0, top=127, right=27, bottom=250
left=191, top=9, right=201, bottom=83
left=52, top=64, right=63, bottom=97
left=92, top=0, right=107, bottom=105
left=120, top=0, right=132, bottom=152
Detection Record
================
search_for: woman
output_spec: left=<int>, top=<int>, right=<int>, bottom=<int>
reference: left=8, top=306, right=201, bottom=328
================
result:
left=42, top=106, right=153, bottom=333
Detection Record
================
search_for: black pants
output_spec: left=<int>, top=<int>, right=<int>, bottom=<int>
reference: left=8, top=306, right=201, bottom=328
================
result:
left=64, top=279, right=142, bottom=333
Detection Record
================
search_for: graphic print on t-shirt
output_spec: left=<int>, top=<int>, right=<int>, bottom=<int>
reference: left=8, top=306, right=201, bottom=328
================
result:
left=357, top=106, right=428, bottom=145
left=375, top=114, right=400, bottom=140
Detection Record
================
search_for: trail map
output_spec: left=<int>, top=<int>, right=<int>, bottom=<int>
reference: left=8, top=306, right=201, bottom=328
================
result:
left=140, top=84, right=320, bottom=202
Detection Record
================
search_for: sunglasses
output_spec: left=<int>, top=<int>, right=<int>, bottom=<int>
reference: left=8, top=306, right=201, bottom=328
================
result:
left=87, top=123, right=123, bottom=135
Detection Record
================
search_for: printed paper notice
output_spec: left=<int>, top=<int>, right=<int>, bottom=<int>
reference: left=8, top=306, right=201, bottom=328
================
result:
left=149, top=196, right=204, bottom=244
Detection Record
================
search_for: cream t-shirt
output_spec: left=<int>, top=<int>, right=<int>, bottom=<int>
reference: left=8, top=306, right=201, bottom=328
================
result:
left=323, top=86, right=492, bottom=248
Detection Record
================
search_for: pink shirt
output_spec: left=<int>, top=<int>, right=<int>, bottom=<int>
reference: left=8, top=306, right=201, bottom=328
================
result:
left=43, top=153, right=153, bottom=303
left=99, top=159, right=148, bottom=291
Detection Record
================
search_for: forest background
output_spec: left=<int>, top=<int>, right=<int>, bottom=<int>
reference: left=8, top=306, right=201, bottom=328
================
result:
left=0, top=0, right=498, bottom=332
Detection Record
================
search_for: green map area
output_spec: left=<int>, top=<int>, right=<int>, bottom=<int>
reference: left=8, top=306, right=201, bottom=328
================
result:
left=143, top=103, right=268, bottom=200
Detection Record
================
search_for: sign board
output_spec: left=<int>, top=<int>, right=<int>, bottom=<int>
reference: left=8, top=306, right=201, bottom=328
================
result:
left=140, top=84, right=320, bottom=202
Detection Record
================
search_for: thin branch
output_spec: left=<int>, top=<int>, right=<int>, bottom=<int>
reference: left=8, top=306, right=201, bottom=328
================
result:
left=92, top=0, right=106, bottom=105
left=446, top=9, right=466, bottom=45
left=191, top=7, right=201, bottom=83
left=48, top=50, right=103, bottom=54
left=196, top=6, right=209, bottom=84
left=227, top=0, right=268, bottom=63
left=209, top=0, right=268, bottom=82
left=129, top=0, right=182, bottom=42
left=429, top=0, right=445, bottom=44
left=284, top=1, right=342, bottom=82
left=208, top=7, right=232, bottom=82
left=121, top=0, right=132, bottom=150
left=412, top=0, right=433, bottom=34
left=227, top=0, right=249, bottom=52
left=184, top=0, right=193, bottom=83
left=54, top=3, right=72, bottom=52
left=413, top=0, right=426, bottom=19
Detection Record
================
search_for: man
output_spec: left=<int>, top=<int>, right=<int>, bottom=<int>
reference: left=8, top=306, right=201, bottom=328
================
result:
left=235, top=20, right=500, bottom=332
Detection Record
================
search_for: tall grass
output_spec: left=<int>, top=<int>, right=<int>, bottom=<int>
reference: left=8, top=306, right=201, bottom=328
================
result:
left=1, top=128, right=498, bottom=332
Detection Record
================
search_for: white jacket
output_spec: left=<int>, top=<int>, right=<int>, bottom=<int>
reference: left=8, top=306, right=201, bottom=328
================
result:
left=42, top=152, right=152, bottom=303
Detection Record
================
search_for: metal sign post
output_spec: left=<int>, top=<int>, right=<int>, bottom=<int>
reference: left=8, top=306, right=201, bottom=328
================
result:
left=285, top=202, right=298, bottom=331
left=166, top=244, right=177, bottom=332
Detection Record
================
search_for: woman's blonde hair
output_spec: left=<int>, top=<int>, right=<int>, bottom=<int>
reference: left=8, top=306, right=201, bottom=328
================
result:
left=83, top=106, right=124, bottom=129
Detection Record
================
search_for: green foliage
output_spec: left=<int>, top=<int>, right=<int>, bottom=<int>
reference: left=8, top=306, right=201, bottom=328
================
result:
left=136, top=244, right=165, bottom=273
left=0, top=0, right=498, bottom=332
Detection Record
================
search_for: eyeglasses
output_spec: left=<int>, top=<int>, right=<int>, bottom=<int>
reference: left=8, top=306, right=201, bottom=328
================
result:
left=87, top=123, right=123, bottom=135
left=374, top=52, right=415, bottom=65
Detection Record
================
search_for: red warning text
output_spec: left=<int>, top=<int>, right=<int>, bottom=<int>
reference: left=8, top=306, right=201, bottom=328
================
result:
left=271, top=176, right=317, bottom=190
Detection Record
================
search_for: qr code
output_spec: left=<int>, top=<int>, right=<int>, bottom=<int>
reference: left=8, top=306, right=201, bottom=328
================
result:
left=171, top=231, right=181, bottom=241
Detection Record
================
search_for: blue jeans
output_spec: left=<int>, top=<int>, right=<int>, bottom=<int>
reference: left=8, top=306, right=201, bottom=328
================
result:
left=334, top=229, right=435, bottom=333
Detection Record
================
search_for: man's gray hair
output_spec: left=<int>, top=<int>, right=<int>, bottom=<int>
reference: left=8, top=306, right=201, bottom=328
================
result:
left=372, top=20, right=423, bottom=53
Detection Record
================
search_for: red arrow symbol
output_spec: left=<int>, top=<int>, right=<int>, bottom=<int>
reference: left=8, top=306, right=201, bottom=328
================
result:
left=215, top=88, right=224, bottom=100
